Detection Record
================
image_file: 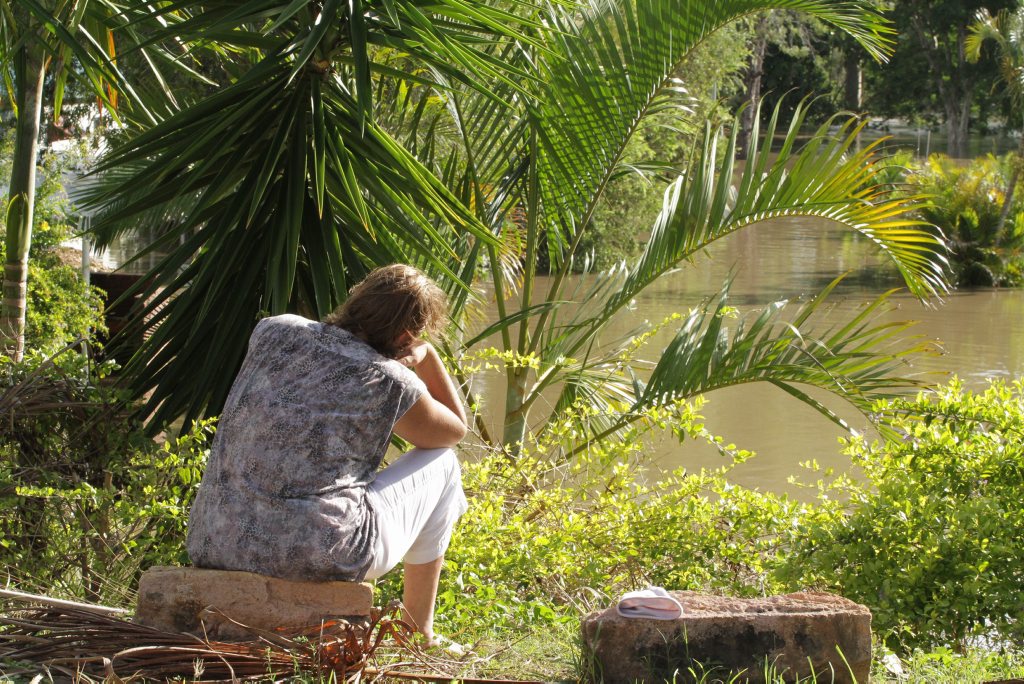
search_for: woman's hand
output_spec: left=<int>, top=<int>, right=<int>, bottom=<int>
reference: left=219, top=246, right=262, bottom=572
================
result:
left=396, top=339, right=431, bottom=368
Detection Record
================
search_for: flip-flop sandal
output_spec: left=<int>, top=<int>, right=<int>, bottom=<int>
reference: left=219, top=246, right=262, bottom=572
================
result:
left=423, top=633, right=468, bottom=656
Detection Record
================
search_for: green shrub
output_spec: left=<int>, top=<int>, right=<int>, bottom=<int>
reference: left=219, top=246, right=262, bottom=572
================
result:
left=0, top=348, right=211, bottom=606
left=781, top=379, right=1024, bottom=651
left=373, top=397, right=825, bottom=637
left=903, top=154, right=1024, bottom=287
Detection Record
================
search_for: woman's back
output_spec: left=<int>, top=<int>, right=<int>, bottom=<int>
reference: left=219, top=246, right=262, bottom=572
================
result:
left=186, top=314, right=425, bottom=581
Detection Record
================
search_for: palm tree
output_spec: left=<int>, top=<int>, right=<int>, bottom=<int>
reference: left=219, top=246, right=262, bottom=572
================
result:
left=89, top=0, right=948, bottom=450
left=0, top=0, right=189, bottom=361
left=967, top=7, right=1024, bottom=240
left=81, top=0, right=540, bottom=428
left=420, top=1, right=948, bottom=453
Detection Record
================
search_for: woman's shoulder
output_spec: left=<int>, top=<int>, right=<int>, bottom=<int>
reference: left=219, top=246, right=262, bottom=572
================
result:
left=252, top=314, right=349, bottom=348
left=373, top=356, right=426, bottom=392
left=256, top=313, right=316, bottom=333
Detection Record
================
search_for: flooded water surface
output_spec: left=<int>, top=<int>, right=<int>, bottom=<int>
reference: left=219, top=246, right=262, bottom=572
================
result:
left=474, top=217, right=1024, bottom=494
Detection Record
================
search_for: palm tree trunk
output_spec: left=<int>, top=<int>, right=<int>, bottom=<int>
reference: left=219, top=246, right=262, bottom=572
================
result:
left=1, top=45, right=47, bottom=361
left=995, top=138, right=1024, bottom=242
left=738, top=17, right=768, bottom=159
left=502, top=367, right=529, bottom=453
left=843, top=50, right=862, bottom=111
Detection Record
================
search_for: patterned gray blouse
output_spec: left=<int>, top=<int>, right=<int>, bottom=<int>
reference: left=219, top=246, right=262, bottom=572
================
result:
left=186, top=314, right=426, bottom=581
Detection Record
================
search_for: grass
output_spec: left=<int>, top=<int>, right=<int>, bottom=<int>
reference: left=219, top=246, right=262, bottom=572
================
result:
left=400, top=623, right=1024, bottom=684
left=2, top=605, right=1024, bottom=683
left=871, top=645, right=1024, bottom=684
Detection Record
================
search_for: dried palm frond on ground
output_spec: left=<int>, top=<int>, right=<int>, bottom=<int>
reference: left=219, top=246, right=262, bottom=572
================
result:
left=0, top=597, right=542, bottom=683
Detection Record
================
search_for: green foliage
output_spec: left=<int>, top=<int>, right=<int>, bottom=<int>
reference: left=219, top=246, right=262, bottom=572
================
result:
left=0, top=348, right=212, bottom=605
left=902, top=153, right=1024, bottom=286
left=873, top=645, right=1024, bottom=684
left=580, top=24, right=752, bottom=267
left=0, top=131, right=105, bottom=350
left=781, top=379, right=1024, bottom=651
left=378, top=374, right=1024, bottom=658
left=374, top=391, right=816, bottom=637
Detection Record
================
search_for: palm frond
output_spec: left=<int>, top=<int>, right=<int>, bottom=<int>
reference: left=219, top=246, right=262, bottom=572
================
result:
left=636, top=277, right=937, bottom=435
left=0, top=602, right=406, bottom=681
left=967, top=8, right=1024, bottom=107
left=0, top=0, right=205, bottom=125
left=520, top=274, right=938, bottom=449
left=533, top=0, right=894, bottom=270
left=83, top=52, right=501, bottom=427
left=545, top=100, right=949, bottom=365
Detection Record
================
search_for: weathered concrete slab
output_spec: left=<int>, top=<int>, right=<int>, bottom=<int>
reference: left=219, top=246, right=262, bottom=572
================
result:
left=135, top=566, right=373, bottom=640
left=581, top=591, right=871, bottom=683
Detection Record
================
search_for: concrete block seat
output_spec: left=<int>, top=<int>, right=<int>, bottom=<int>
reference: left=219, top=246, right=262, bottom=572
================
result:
left=581, top=591, right=871, bottom=684
left=135, top=566, right=374, bottom=641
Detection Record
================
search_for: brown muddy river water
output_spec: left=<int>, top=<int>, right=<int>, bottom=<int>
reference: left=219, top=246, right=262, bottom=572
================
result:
left=469, top=217, right=1024, bottom=495
left=102, top=215, right=1024, bottom=495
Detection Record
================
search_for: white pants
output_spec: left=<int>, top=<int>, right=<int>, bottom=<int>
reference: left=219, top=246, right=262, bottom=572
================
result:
left=363, top=447, right=468, bottom=580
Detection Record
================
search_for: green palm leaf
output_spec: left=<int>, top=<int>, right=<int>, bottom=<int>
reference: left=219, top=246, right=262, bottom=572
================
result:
left=84, top=48, right=505, bottom=427
left=967, top=8, right=1024, bottom=107
left=562, top=276, right=938, bottom=449
left=81, top=0, right=556, bottom=428
left=541, top=100, right=948, bottom=367
left=639, top=277, right=934, bottom=427
left=533, top=0, right=894, bottom=270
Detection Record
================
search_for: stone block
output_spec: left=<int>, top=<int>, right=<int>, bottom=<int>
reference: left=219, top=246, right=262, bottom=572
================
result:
left=135, top=566, right=373, bottom=640
left=581, top=591, right=871, bottom=683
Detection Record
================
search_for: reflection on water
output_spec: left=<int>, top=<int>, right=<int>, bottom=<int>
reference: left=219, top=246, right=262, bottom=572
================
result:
left=856, top=125, right=1018, bottom=160
left=474, top=217, right=1024, bottom=495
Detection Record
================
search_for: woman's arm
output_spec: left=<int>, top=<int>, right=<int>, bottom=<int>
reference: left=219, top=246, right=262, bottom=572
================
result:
left=393, top=341, right=467, bottom=449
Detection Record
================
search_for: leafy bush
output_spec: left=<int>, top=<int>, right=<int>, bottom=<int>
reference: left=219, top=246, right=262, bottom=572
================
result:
left=399, top=375, right=1024, bottom=654
left=781, top=379, right=1024, bottom=651
left=902, top=154, right=1024, bottom=287
left=0, top=348, right=211, bottom=606
left=372, top=396, right=825, bottom=637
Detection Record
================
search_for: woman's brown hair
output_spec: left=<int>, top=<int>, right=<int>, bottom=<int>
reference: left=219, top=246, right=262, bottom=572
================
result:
left=323, top=264, right=448, bottom=357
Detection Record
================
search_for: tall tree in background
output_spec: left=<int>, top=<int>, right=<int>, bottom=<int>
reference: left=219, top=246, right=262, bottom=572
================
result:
left=0, top=2, right=185, bottom=360
left=870, top=0, right=1015, bottom=156
left=968, top=6, right=1024, bottom=238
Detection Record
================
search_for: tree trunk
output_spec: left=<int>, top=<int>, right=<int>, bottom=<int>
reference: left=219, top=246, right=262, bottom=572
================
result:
left=947, top=24, right=971, bottom=159
left=738, top=17, right=769, bottom=159
left=995, top=138, right=1024, bottom=243
left=843, top=51, right=862, bottom=111
left=909, top=15, right=973, bottom=159
left=502, top=367, right=529, bottom=454
left=944, top=86, right=972, bottom=159
left=1, top=45, right=47, bottom=361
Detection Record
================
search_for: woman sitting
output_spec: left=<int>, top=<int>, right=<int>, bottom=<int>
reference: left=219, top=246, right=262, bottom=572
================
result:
left=186, top=264, right=468, bottom=644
